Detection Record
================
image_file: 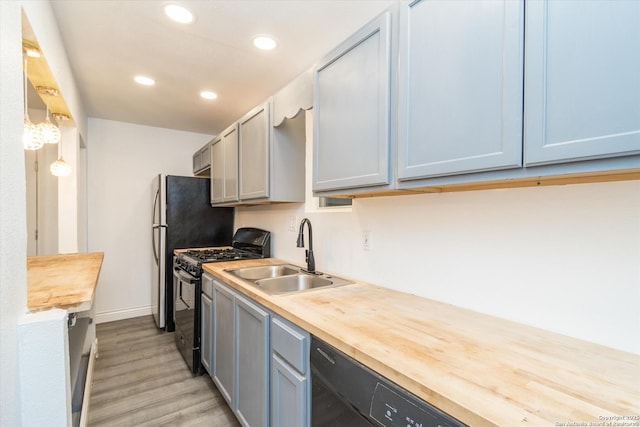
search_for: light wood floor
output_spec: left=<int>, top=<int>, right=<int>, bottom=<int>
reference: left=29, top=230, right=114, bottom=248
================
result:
left=88, top=315, right=239, bottom=427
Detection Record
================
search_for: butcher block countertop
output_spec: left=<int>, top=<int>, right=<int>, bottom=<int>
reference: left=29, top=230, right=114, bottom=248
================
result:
left=27, top=252, right=104, bottom=313
left=203, top=258, right=640, bottom=427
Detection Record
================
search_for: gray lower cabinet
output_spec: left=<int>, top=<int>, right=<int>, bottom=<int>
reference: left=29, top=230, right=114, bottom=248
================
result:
left=212, top=280, right=270, bottom=427
left=201, top=274, right=214, bottom=376
left=397, top=0, right=524, bottom=180
left=313, top=10, right=393, bottom=193
left=235, top=294, right=270, bottom=427
left=270, top=316, right=310, bottom=427
left=524, top=0, right=640, bottom=165
left=211, top=123, right=239, bottom=205
left=212, top=280, right=235, bottom=405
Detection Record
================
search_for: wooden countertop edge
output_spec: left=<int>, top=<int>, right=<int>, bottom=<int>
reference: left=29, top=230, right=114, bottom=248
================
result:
left=202, top=258, right=640, bottom=427
left=27, top=252, right=104, bottom=313
left=202, top=259, right=492, bottom=425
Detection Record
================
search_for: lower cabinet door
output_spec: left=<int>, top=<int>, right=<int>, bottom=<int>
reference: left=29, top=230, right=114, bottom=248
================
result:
left=200, top=293, right=213, bottom=376
left=213, top=281, right=235, bottom=406
left=271, top=354, right=309, bottom=427
left=235, top=295, right=270, bottom=427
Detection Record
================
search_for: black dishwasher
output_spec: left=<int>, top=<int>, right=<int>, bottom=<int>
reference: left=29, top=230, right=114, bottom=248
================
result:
left=311, top=336, right=466, bottom=427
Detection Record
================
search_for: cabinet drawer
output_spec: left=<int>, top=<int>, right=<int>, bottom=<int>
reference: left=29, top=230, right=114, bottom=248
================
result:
left=271, top=317, right=309, bottom=374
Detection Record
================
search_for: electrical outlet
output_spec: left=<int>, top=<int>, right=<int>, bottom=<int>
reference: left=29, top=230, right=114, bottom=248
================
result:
left=288, top=216, right=296, bottom=232
left=362, top=230, right=371, bottom=251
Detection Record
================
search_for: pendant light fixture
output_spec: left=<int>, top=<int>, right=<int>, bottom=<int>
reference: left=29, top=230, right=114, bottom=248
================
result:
left=23, top=55, right=43, bottom=150
left=50, top=139, right=71, bottom=177
left=50, top=123, right=71, bottom=177
left=50, top=157, right=71, bottom=177
left=36, top=87, right=61, bottom=145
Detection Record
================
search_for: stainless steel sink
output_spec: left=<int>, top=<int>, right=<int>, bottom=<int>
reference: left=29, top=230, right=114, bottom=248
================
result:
left=224, top=264, right=353, bottom=295
left=226, top=264, right=300, bottom=281
left=255, top=274, right=352, bottom=295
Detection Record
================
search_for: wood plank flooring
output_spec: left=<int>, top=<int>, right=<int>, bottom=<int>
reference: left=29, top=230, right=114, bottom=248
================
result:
left=88, top=315, right=239, bottom=427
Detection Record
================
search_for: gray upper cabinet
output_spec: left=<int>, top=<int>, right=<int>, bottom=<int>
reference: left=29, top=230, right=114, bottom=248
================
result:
left=313, top=10, right=392, bottom=193
left=223, top=125, right=239, bottom=203
left=239, top=102, right=270, bottom=200
left=209, top=97, right=306, bottom=205
left=397, top=0, right=524, bottom=180
left=524, top=0, right=640, bottom=165
left=210, top=136, right=224, bottom=204
left=193, top=141, right=212, bottom=176
left=211, top=123, right=239, bottom=205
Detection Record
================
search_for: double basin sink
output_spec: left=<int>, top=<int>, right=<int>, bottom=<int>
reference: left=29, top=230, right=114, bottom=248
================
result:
left=224, top=264, right=353, bottom=295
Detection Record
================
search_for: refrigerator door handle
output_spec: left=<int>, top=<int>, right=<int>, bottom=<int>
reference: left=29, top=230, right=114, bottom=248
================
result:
left=152, top=229, right=159, bottom=264
left=152, top=224, right=166, bottom=264
left=152, top=186, right=162, bottom=264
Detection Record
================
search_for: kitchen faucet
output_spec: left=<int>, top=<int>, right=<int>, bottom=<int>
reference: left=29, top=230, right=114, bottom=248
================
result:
left=296, top=218, right=316, bottom=274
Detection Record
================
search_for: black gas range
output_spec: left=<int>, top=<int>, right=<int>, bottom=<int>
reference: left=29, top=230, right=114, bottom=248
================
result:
left=173, top=227, right=271, bottom=373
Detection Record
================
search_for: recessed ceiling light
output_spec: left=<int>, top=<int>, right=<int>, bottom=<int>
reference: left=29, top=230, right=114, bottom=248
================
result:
left=253, top=35, right=277, bottom=50
left=200, top=91, right=218, bottom=100
left=134, top=75, right=155, bottom=86
left=164, top=3, right=194, bottom=24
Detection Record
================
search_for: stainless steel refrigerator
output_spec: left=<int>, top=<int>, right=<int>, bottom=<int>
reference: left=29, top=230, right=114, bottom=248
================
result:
left=152, top=174, right=234, bottom=331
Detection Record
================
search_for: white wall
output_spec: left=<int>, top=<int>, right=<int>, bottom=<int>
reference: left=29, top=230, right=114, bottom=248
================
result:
left=57, top=126, right=80, bottom=254
left=0, top=1, right=28, bottom=423
left=2, top=2, right=89, bottom=424
left=18, top=309, right=71, bottom=427
left=236, top=111, right=640, bottom=355
left=87, top=118, right=213, bottom=322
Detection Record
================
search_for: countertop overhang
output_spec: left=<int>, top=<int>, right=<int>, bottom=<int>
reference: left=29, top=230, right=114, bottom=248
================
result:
left=27, top=252, right=104, bottom=313
left=203, top=258, right=640, bottom=427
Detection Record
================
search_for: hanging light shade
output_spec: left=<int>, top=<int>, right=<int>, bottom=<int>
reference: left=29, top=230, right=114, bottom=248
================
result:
left=35, top=87, right=62, bottom=144
left=38, top=108, right=61, bottom=144
left=50, top=156, right=71, bottom=177
left=23, top=117, right=42, bottom=150
left=23, top=56, right=44, bottom=150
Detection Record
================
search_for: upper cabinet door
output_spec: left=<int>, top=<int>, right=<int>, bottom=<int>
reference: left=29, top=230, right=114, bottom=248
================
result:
left=525, top=0, right=640, bottom=165
left=211, top=136, right=224, bottom=204
left=397, top=0, right=524, bottom=180
left=222, top=125, right=239, bottom=203
left=313, top=11, right=392, bottom=192
left=239, top=102, right=270, bottom=200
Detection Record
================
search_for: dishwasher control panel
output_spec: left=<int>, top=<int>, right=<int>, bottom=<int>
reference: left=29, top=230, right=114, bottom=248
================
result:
left=370, top=383, right=465, bottom=427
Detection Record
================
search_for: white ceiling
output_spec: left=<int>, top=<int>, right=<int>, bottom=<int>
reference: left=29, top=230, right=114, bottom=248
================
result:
left=49, top=0, right=393, bottom=136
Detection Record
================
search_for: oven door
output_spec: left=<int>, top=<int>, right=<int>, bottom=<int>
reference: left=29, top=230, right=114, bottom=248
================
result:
left=173, top=261, right=201, bottom=373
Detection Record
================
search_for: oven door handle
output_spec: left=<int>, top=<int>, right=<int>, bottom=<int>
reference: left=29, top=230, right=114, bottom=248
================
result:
left=174, top=268, right=197, bottom=284
left=179, top=282, right=191, bottom=310
left=174, top=268, right=196, bottom=310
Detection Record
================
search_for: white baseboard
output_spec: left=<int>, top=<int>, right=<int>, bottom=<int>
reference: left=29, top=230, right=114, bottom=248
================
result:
left=95, top=305, right=152, bottom=324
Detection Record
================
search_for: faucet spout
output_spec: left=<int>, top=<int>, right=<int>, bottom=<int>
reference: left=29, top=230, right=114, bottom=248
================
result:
left=296, top=218, right=316, bottom=274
